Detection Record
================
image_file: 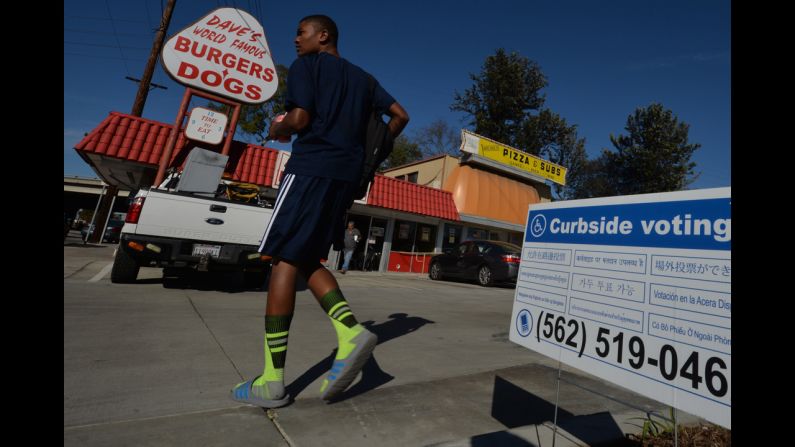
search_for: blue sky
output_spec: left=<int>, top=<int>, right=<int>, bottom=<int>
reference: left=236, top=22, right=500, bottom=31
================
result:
left=64, top=0, right=730, bottom=190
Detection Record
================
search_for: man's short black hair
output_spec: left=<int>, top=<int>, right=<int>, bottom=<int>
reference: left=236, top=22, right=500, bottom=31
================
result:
left=300, top=14, right=338, bottom=45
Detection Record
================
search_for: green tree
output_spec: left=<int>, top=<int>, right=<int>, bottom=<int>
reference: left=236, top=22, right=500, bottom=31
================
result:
left=414, top=119, right=460, bottom=157
left=568, top=156, right=614, bottom=199
left=208, top=64, right=289, bottom=144
left=451, top=49, right=587, bottom=200
left=452, top=49, right=547, bottom=147
left=381, top=135, right=422, bottom=171
left=596, top=103, right=701, bottom=196
left=518, top=109, right=588, bottom=200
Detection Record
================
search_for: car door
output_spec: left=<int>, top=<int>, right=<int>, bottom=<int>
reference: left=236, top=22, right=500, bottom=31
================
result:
left=461, top=242, right=486, bottom=278
left=433, top=242, right=461, bottom=277
left=450, top=242, right=471, bottom=277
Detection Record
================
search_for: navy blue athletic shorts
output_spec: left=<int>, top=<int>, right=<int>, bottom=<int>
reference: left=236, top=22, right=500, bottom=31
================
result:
left=259, top=173, right=356, bottom=264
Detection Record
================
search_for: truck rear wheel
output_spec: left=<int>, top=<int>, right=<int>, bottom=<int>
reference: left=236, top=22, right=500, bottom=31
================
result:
left=111, top=247, right=140, bottom=283
left=244, top=270, right=270, bottom=290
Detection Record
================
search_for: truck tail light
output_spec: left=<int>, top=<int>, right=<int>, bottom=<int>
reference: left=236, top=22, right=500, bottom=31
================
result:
left=126, top=197, right=145, bottom=224
left=502, top=254, right=520, bottom=264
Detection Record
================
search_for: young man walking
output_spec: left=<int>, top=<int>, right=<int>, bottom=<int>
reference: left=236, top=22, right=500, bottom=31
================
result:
left=231, top=14, right=409, bottom=408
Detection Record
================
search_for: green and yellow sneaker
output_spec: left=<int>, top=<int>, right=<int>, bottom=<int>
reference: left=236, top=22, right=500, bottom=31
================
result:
left=231, top=376, right=290, bottom=408
left=319, top=322, right=378, bottom=401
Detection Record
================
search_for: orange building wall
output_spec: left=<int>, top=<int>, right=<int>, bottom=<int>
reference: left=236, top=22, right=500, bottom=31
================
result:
left=443, top=165, right=542, bottom=226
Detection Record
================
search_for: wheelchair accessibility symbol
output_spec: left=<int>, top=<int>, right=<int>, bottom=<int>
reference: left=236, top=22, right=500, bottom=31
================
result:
left=530, top=214, right=547, bottom=238
left=516, top=309, right=533, bottom=337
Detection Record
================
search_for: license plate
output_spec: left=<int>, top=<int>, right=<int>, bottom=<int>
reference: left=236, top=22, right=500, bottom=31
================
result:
left=192, top=244, right=221, bottom=257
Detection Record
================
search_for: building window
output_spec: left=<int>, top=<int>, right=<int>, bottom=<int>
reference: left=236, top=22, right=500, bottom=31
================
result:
left=407, top=172, right=418, bottom=183
left=391, top=220, right=437, bottom=253
left=469, top=227, right=488, bottom=240
left=396, top=175, right=406, bottom=181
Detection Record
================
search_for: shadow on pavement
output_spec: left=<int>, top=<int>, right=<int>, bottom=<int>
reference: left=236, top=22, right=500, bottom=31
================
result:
left=491, top=376, right=628, bottom=446
left=63, top=242, right=109, bottom=249
left=286, top=313, right=435, bottom=401
left=158, top=268, right=313, bottom=294
left=492, top=375, right=574, bottom=428
left=160, top=270, right=271, bottom=294
left=470, top=431, right=536, bottom=447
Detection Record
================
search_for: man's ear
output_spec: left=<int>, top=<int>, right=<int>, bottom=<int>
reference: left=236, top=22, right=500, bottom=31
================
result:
left=318, top=29, right=330, bottom=45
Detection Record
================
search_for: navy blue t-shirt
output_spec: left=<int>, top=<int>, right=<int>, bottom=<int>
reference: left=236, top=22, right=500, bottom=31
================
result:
left=283, top=52, right=396, bottom=183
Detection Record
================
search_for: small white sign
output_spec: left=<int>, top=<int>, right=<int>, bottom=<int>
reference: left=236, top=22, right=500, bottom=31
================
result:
left=161, top=8, right=278, bottom=104
left=509, top=188, right=731, bottom=429
left=185, top=107, right=228, bottom=144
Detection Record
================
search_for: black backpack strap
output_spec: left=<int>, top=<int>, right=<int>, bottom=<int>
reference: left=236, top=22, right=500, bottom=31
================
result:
left=367, top=74, right=377, bottom=114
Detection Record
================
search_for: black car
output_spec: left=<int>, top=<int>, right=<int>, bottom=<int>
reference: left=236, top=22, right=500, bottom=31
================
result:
left=81, top=219, right=125, bottom=243
left=429, top=240, right=521, bottom=286
left=64, top=213, right=71, bottom=240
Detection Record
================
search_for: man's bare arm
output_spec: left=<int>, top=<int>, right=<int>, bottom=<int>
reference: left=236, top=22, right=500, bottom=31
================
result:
left=267, top=108, right=311, bottom=140
left=385, top=102, right=410, bottom=138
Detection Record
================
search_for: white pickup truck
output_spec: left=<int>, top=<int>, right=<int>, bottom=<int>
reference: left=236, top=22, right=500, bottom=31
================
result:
left=110, top=148, right=275, bottom=286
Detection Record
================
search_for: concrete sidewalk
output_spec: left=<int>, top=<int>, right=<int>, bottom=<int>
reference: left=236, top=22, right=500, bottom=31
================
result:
left=64, top=243, right=701, bottom=446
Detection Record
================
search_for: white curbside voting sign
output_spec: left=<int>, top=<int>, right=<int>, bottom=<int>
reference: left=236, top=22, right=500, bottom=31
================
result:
left=161, top=8, right=278, bottom=104
left=509, top=188, right=731, bottom=429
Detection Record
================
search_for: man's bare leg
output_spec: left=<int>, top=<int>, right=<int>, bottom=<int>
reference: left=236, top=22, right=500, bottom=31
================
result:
left=230, top=259, right=296, bottom=407
left=301, top=262, right=378, bottom=400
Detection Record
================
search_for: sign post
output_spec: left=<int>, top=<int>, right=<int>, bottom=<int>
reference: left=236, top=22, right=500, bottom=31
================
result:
left=509, top=188, right=731, bottom=429
left=153, top=7, right=278, bottom=186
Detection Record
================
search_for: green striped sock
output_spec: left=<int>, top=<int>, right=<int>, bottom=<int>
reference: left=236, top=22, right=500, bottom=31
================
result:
left=319, top=289, right=359, bottom=328
left=253, top=314, right=292, bottom=387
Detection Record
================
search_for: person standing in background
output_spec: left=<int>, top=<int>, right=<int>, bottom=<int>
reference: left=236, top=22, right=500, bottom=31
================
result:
left=340, top=221, right=361, bottom=274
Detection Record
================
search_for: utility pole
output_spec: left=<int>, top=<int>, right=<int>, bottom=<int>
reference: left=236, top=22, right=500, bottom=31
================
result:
left=88, top=0, right=177, bottom=244
left=131, top=0, right=177, bottom=117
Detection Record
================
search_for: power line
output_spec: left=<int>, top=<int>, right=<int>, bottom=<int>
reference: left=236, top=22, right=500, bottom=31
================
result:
left=103, top=0, right=131, bottom=75
left=64, top=41, right=150, bottom=51
left=64, top=15, right=147, bottom=23
left=64, top=28, right=151, bottom=38
left=64, top=52, right=147, bottom=63
left=144, top=0, right=155, bottom=30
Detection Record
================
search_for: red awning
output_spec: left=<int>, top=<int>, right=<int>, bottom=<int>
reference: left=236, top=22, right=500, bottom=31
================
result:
left=74, top=111, right=281, bottom=187
left=367, top=175, right=460, bottom=221
left=75, top=112, right=461, bottom=221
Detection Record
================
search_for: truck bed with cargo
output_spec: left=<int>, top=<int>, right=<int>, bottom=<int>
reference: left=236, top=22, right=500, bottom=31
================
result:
left=110, top=148, right=274, bottom=286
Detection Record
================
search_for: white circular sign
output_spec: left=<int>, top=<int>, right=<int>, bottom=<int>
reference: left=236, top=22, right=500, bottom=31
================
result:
left=185, top=107, right=228, bottom=145
left=161, top=8, right=278, bottom=104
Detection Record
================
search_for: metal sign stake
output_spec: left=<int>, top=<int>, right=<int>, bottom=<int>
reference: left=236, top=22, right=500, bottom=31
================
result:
left=551, top=360, right=562, bottom=447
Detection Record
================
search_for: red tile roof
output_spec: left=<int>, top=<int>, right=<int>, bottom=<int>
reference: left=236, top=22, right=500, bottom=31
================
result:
left=74, top=112, right=281, bottom=187
left=75, top=112, right=460, bottom=220
left=367, top=175, right=460, bottom=221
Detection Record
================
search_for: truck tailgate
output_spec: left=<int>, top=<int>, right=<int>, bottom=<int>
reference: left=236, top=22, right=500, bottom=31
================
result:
left=135, top=191, right=273, bottom=246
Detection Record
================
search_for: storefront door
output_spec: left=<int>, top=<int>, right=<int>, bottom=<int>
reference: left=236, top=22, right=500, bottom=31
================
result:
left=442, top=223, right=462, bottom=252
left=363, top=218, right=387, bottom=271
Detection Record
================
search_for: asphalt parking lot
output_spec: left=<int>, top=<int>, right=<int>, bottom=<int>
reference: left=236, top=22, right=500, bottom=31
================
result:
left=64, top=233, right=701, bottom=446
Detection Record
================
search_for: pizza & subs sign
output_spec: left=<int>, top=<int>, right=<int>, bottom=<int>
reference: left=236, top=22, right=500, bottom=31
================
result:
left=161, top=8, right=278, bottom=104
